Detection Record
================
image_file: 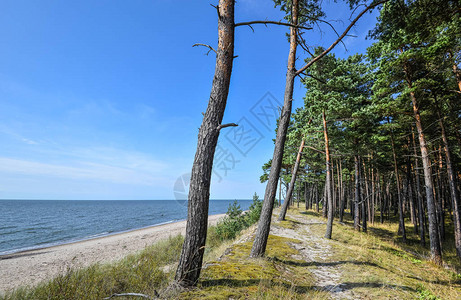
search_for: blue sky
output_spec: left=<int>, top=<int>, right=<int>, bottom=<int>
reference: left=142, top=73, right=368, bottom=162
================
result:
left=0, top=0, right=379, bottom=200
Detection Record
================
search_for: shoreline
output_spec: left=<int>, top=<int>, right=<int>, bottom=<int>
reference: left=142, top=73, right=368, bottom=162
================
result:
left=0, top=213, right=226, bottom=293
left=0, top=219, right=180, bottom=257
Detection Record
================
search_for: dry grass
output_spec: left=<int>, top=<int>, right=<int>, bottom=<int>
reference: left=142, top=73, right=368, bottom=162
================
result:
left=0, top=235, right=184, bottom=300
left=297, top=209, right=461, bottom=299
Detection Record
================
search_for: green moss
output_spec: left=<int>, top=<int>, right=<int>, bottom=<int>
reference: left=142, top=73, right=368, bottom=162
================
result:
left=181, top=234, right=322, bottom=299
left=277, top=219, right=297, bottom=230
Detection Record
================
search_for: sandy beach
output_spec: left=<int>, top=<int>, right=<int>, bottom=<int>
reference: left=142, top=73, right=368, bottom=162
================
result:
left=0, top=214, right=225, bottom=293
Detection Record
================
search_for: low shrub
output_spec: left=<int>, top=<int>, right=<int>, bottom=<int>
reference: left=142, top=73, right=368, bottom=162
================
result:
left=213, top=193, right=262, bottom=242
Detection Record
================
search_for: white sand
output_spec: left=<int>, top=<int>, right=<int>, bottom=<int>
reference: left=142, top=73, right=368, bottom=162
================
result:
left=0, top=214, right=225, bottom=293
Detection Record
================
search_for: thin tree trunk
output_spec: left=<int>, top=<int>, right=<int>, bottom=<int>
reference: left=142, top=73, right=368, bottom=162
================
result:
left=322, top=183, right=328, bottom=218
left=385, top=179, right=390, bottom=221
left=323, top=111, right=334, bottom=239
left=332, top=159, right=337, bottom=215
left=251, top=0, right=298, bottom=258
left=371, top=162, right=375, bottom=225
left=316, top=181, right=320, bottom=213
left=379, top=173, right=384, bottom=224
left=413, top=128, right=426, bottom=246
left=390, top=129, right=406, bottom=242
left=279, top=177, right=282, bottom=207
left=361, top=159, right=368, bottom=233
left=406, top=135, right=418, bottom=234
left=363, top=159, right=371, bottom=226
left=279, top=138, right=305, bottom=220
left=436, top=146, right=445, bottom=240
left=409, top=88, right=442, bottom=265
left=438, top=111, right=461, bottom=261
left=305, top=182, right=309, bottom=210
left=339, top=160, right=346, bottom=222
left=454, top=63, right=461, bottom=92
left=296, top=187, right=300, bottom=208
left=354, top=154, right=361, bottom=231
left=175, top=0, right=235, bottom=286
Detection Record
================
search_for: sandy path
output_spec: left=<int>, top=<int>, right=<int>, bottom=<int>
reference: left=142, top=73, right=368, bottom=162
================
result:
left=270, top=212, right=353, bottom=299
left=0, top=214, right=225, bottom=293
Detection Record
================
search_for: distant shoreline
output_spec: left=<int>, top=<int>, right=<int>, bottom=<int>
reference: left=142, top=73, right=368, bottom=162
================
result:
left=0, top=213, right=226, bottom=293
left=0, top=219, right=180, bottom=257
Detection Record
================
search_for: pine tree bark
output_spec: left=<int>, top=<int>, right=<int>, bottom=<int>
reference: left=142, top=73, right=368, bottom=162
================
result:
left=410, top=89, right=442, bottom=265
left=279, top=138, right=305, bottom=220
left=323, top=111, right=334, bottom=239
left=405, top=152, right=417, bottom=234
left=354, top=154, right=361, bottom=231
left=315, top=182, right=320, bottom=212
left=250, top=0, right=298, bottom=258
left=305, top=182, right=309, bottom=209
left=362, top=160, right=369, bottom=232
left=438, top=112, right=461, bottom=260
left=371, top=163, right=375, bottom=225
left=175, top=0, right=235, bottom=286
left=391, top=130, right=406, bottom=242
left=436, top=146, right=445, bottom=240
left=412, top=128, right=426, bottom=246
left=339, top=160, right=346, bottom=222
left=279, top=177, right=282, bottom=207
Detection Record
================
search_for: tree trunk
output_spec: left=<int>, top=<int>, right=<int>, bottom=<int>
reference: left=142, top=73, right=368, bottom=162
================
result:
left=410, top=89, right=442, bottom=265
left=297, top=187, right=300, bottom=208
left=362, top=160, right=369, bottom=232
left=413, top=128, right=426, bottom=246
left=315, top=181, right=320, bottom=212
left=305, top=182, right=309, bottom=210
left=279, top=138, right=305, bottom=220
left=175, top=0, right=235, bottom=287
left=438, top=112, right=461, bottom=261
left=436, top=146, right=445, bottom=241
left=322, top=183, right=328, bottom=218
left=250, top=0, right=298, bottom=258
left=406, top=157, right=417, bottom=234
left=379, top=174, right=384, bottom=224
left=371, top=163, right=375, bottom=225
left=454, top=63, right=461, bottom=92
left=279, top=177, right=282, bottom=207
left=390, top=129, right=406, bottom=242
left=323, top=111, right=334, bottom=239
left=354, top=155, right=361, bottom=231
left=339, top=160, right=346, bottom=222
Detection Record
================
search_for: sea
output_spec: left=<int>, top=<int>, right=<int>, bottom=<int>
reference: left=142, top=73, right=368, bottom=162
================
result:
left=0, top=199, right=252, bottom=255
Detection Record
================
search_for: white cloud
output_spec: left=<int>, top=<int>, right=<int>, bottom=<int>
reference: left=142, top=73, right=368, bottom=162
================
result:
left=0, top=154, right=167, bottom=187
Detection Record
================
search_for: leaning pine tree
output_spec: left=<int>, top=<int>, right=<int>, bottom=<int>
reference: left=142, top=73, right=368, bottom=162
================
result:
left=175, top=0, right=237, bottom=287
left=251, top=0, right=387, bottom=257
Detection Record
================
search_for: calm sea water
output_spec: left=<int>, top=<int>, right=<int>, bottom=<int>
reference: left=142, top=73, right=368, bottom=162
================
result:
left=0, top=200, right=251, bottom=255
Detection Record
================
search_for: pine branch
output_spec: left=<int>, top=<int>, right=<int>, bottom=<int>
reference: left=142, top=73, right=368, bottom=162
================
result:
left=192, top=43, right=217, bottom=56
left=217, top=123, right=238, bottom=131
left=235, top=20, right=313, bottom=31
left=296, top=0, right=388, bottom=76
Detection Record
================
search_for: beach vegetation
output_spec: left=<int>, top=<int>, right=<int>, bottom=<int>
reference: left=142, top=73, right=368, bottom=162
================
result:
left=0, top=235, right=184, bottom=300
left=209, top=193, right=262, bottom=244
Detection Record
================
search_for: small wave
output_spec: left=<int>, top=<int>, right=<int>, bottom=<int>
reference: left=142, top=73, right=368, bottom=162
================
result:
left=0, top=225, right=16, bottom=230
